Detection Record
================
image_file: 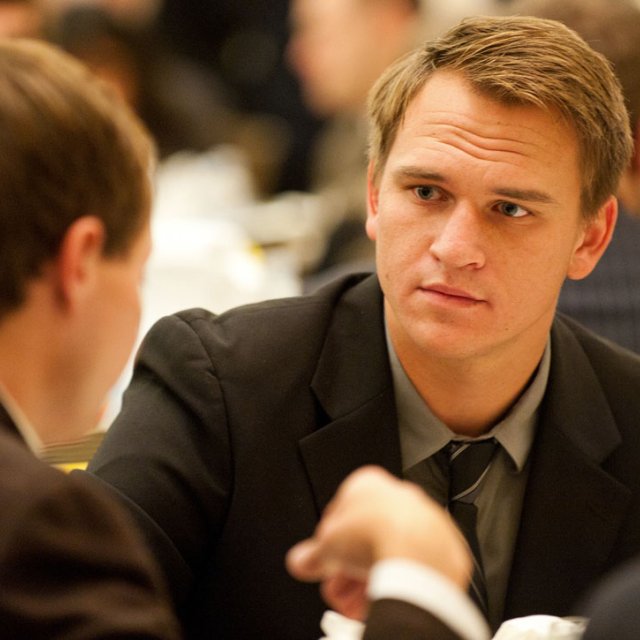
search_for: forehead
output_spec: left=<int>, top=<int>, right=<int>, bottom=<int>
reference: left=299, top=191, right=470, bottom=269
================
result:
left=383, top=70, right=581, bottom=187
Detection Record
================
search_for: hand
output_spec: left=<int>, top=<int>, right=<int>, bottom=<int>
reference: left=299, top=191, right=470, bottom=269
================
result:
left=286, top=466, right=472, bottom=619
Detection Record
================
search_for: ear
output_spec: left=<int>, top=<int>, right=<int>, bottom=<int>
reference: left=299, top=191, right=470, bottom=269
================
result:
left=53, top=216, right=106, bottom=310
left=566, top=196, right=617, bottom=281
left=365, top=161, right=380, bottom=241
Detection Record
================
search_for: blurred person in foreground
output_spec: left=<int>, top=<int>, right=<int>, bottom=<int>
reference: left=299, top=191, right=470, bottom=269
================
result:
left=0, top=38, right=179, bottom=638
left=287, top=466, right=635, bottom=640
left=288, top=466, right=489, bottom=640
left=509, top=0, right=640, bottom=354
left=87, top=15, right=640, bottom=638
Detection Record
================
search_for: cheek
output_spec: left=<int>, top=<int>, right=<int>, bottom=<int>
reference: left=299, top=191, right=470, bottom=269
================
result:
left=126, top=289, right=143, bottom=342
left=115, top=285, right=142, bottom=357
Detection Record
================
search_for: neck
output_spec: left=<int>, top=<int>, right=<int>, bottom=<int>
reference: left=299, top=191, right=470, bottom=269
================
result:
left=392, top=332, right=548, bottom=438
left=0, top=299, right=95, bottom=446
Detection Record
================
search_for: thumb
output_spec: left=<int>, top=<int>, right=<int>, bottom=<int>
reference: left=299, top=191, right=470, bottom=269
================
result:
left=286, top=539, right=325, bottom=581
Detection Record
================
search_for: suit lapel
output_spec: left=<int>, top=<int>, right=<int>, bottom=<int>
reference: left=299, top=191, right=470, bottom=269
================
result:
left=299, top=276, right=403, bottom=514
left=505, top=318, right=631, bottom=618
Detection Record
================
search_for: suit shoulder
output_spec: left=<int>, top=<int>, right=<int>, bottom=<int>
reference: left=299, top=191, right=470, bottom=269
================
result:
left=0, top=432, right=121, bottom=532
left=148, top=272, right=379, bottom=368
left=0, top=428, right=62, bottom=501
left=0, top=438, right=182, bottom=639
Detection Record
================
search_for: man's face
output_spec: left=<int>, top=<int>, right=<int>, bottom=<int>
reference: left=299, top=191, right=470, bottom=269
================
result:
left=368, top=70, right=610, bottom=364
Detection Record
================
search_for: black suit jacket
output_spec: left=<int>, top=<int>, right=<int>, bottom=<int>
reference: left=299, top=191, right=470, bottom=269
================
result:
left=363, top=599, right=465, bottom=640
left=0, top=404, right=180, bottom=639
left=88, top=273, right=640, bottom=639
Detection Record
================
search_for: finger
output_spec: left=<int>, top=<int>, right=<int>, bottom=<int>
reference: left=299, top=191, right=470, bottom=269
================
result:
left=285, top=539, right=325, bottom=581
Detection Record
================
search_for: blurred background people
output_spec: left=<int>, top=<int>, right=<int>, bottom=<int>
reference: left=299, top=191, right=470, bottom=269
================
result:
left=0, top=0, right=44, bottom=37
left=155, top=0, right=322, bottom=196
left=51, top=5, right=236, bottom=161
left=286, top=0, right=425, bottom=278
left=506, top=0, right=640, bottom=352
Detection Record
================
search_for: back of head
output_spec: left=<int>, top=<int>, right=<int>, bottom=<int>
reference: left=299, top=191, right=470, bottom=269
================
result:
left=368, top=15, right=633, bottom=216
left=509, top=0, right=640, bottom=129
left=0, top=38, right=154, bottom=320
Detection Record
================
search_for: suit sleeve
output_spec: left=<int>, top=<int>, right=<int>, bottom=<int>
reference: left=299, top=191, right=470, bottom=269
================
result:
left=87, top=312, right=232, bottom=608
left=364, top=599, right=465, bottom=640
left=0, top=470, right=181, bottom=640
left=365, top=560, right=490, bottom=640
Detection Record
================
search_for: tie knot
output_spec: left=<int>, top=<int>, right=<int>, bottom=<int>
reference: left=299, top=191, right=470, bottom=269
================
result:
left=444, top=438, right=498, bottom=504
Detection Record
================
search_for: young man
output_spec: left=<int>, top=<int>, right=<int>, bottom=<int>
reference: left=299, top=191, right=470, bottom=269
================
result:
left=0, top=39, right=180, bottom=638
left=88, top=15, right=640, bottom=638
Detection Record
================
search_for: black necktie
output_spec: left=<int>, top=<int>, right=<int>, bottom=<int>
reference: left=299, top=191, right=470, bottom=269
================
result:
left=442, top=438, right=498, bottom=617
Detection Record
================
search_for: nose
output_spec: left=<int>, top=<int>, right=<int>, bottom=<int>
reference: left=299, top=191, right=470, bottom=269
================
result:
left=429, top=203, right=486, bottom=269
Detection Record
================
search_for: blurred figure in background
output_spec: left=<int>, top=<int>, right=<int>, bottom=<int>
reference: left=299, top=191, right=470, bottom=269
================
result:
left=287, top=0, right=425, bottom=277
left=0, top=0, right=44, bottom=37
left=155, top=0, right=323, bottom=197
left=51, top=5, right=236, bottom=161
left=508, top=0, right=640, bottom=353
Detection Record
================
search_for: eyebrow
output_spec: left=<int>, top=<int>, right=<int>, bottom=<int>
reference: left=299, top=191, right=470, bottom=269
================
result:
left=392, top=167, right=558, bottom=205
left=493, top=188, right=558, bottom=205
left=393, top=167, right=445, bottom=182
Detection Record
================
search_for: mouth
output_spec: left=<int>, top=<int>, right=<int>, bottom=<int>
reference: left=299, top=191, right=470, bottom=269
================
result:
left=419, top=283, right=484, bottom=305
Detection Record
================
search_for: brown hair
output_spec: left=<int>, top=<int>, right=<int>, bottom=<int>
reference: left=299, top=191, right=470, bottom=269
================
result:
left=367, top=15, right=633, bottom=217
left=0, top=38, right=154, bottom=318
left=510, top=0, right=640, bottom=129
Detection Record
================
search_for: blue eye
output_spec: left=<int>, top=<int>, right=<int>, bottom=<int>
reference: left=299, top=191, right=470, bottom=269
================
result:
left=415, top=186, right=441, bottom=201
left=498, top=202, right=530, bottom=218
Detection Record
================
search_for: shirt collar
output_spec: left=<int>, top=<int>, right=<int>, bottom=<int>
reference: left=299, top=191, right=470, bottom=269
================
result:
left=0, top=382, right=43, bottom=456
left=387, top=326, right=550, bottom=472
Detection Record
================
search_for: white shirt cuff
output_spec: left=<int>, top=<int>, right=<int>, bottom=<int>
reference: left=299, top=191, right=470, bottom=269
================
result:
left=368, top=558, right=491, bottom=640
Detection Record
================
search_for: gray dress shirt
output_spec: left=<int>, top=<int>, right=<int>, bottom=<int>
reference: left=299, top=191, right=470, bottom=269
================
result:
left=387, top=332, right=550, bottom=630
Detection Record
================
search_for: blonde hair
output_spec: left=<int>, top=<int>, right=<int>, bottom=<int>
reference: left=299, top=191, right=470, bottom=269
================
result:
left=368, top=15, right=633, bottom=217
